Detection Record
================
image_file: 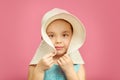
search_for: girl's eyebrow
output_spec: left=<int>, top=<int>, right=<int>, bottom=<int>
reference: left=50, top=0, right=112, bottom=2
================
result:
left=47, top=32, right=54, bottom=34
left=63, top=31, right=70, bottom=33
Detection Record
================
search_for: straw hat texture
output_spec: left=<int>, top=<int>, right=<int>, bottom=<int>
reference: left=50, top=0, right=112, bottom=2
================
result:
left=30, top=8, right=86, bottom=65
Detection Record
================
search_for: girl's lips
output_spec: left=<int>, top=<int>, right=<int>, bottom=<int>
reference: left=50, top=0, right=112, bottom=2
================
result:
left=55, top=46, right=63, bottom=50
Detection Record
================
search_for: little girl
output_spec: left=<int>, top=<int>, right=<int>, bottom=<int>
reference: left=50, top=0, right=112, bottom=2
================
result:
left=28, top=8, right=86, bottom=80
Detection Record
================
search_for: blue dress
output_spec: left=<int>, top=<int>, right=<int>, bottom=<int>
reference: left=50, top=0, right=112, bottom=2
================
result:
left=44, top=64, right=80, bottom=80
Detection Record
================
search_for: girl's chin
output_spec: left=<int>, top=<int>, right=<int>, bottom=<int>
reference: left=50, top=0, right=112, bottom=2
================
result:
left=56, top=51, right=66, bottom=56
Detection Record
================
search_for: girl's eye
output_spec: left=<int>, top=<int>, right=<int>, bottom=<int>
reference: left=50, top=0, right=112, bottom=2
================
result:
left=63, top=34, right=69, bottom=37
left=48, top=35, right=54, bottom=38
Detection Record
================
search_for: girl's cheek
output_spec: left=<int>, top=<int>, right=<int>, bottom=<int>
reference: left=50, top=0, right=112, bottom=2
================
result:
left=65, top=40, right=70, bottom=45
left=50, top=39, right=55, bottom=44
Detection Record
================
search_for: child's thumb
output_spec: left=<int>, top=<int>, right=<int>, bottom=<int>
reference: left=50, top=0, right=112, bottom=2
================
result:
left=52, top=51, right=56, bottom=56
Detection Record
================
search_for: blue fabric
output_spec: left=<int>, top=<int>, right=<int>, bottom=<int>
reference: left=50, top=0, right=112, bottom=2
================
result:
left=44, top=64, right=80, bottom=80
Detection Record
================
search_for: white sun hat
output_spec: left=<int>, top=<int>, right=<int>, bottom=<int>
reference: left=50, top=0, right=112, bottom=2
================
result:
left=30, top=8, right=86, bottom=65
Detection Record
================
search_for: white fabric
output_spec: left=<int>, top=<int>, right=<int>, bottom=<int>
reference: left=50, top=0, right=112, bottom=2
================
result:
left=30, top=8, right=86, bottom=65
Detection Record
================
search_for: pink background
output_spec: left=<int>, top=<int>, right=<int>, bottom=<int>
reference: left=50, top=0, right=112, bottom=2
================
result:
left=0, top=0, right=120, bottom=80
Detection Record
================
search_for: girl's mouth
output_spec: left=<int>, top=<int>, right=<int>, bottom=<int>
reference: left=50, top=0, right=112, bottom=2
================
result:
left=55, top=46, right=63, bottom=50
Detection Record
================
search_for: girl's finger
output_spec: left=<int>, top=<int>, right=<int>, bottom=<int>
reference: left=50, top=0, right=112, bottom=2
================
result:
left=62, top=55, right=67, bottom=62
left=48, top=52, right=56, bottom=57
left=63, top=54, right=73, bottom=63
left=57, top=60, right=62, bottom=65
left=64, top=54, right=70, bottom=59
left=44, top=52, right=55, bottom=58
left=59, top=57, right=65, bottom=64
left=50, top=51, right=56, bottom=57
left=49, top=61, right=54, bottom=66
left=48, top=59, right=54, bottom=65
left=46, top=57, right=53, bottom=61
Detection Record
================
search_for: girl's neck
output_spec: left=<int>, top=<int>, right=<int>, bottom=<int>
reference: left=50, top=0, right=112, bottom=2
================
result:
left=53, top=54, right=64, bottom=64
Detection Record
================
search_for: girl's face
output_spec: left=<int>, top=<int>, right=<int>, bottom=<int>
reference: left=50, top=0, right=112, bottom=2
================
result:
left=46, top=19, right=73, bottom=56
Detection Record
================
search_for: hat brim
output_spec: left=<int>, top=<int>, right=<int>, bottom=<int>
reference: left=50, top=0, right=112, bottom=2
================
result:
left=29, top=8, right=86, bottom=65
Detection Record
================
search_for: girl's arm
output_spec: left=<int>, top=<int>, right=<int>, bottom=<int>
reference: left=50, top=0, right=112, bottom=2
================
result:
left=77, top=64, right=86, bottom=80
left=63, top=67, right=80, bottom=80
left=28, top=65, right=44, bottom=80
left=28, top=52, right=56, bottom=80
left=64, top=64, right=86, bottom=80
left=57, top=54, right=86, bottom=80
left=28, top=65, right=35, bottom=80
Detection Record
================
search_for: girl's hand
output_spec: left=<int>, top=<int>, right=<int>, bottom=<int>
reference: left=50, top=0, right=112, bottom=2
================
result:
left=57, top=54, right=74, bottom=73
left=35, top=52, right=56, bottom=72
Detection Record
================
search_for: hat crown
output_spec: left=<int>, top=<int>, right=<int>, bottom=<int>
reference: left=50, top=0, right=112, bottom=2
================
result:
left=41, top=8, right=69, bottom=26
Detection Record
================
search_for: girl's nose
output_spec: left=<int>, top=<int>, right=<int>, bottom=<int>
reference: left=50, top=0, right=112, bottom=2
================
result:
left=55, top=36, right=62, bottom=44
